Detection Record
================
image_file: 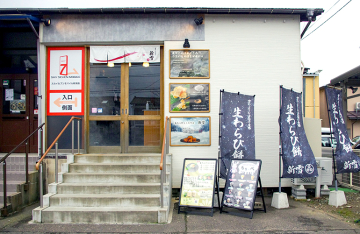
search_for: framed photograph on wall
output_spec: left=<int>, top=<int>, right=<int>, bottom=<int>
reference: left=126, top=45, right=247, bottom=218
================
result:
left=170, top=116, right=211, bottom=146
left=169, top=49, right=210, bottom=79
left=169, top=83, right=210, bottom=112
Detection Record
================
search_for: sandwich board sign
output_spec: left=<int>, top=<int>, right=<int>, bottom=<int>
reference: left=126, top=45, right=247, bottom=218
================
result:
left=221, top=159, right=265, bottom=218
left=178, top=158, right=219, bottom=216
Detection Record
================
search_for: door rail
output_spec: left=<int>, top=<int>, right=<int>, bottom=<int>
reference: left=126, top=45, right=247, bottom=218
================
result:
left=0, top=123, right=45, bottom=217
left=35, top=116, right=81, bottom=209
left=160, top=116, right=170, bottom=208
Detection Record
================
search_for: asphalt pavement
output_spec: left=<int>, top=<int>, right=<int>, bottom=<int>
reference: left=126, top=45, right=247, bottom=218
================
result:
left=0, top=196, right=359, bottom=234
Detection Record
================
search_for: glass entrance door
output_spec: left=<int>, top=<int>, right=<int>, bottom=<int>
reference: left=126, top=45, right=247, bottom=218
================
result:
left=88, top=62, right=162, bottom=153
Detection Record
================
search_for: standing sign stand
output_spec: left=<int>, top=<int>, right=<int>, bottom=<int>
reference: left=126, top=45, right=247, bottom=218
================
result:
left=272, top=85, right=290, bottom=209
left=220, top=159, right=266, bottom=219
left=178, top=158, right=220, bottom=216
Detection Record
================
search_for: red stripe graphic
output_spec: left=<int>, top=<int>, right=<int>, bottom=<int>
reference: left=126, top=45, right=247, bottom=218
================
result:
left=94, top=52, right=138, bottom=62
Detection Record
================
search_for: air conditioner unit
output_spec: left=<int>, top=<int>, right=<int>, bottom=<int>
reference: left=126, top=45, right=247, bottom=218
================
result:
left=356, top=102, right=360, bottom=111
left=291, top=157, right=333, bottom=186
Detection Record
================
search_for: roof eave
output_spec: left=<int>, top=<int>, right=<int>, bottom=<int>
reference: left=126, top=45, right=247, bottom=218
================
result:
left=0, top=7, right=324, bottom=22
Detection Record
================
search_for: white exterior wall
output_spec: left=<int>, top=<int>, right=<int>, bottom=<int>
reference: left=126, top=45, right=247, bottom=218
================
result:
left=165, top=14, right=302, bottom=188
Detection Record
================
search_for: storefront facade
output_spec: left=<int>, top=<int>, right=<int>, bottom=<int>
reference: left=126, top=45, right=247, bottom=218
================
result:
left=1, top=8, right=323, bottom=188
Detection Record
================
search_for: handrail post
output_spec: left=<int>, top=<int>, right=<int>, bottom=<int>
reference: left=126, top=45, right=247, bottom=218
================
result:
left=2, top=161, right=8, bottom=216
left=40, top=128, right=43, bottom=158
left=77, top=119, right=80, bottom=154
left=160, top=170, right=164, bottom=208
left=39, top=162, right=43, bottom=208
left=72, top=120, right=74, bottom=154
left=25, top=140, right=29, bottom=191
left=55, top=141, right=58, bottom=183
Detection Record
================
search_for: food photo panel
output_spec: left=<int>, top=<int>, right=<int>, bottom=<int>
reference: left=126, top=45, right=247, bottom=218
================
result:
left=170, top=116, right=211, bottom=146
left=169, top=83, right=210, bottom=113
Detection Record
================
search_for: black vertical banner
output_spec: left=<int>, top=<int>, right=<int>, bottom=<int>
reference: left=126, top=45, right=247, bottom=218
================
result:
left=325, top=87, right=360, bottom=174
left=279, top=87, right=318, bottom=178
left=220, top=91, right=255, bottom=179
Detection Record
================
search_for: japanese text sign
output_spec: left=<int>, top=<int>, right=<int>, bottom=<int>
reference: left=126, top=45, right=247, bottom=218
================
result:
left=325, top=87, right=360, bottom=173
left=279, top=87, right=318, bottom=178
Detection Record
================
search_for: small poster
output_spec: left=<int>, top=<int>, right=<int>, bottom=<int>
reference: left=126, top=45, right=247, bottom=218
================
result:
left=170, top=50, right=210, bottom=78
left=170, top=83, right=210, bottom=112
left=10, top=99, right=26, bottom=112
left=179, top=159, right=217, bottom=208
left=222, top=159, right=262, bottom=211
left=5, top=89, right=14, bottom=101
left=170, top=117, right=211, bottom=146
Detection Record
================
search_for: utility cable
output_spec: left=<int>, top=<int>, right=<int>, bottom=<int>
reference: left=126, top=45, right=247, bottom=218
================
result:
left=302, top=0, right=352, bottom=40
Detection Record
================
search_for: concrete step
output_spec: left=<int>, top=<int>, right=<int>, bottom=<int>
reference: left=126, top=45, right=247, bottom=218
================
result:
left=0, top=191, right=21, bottom=204
left=74, top=154, right=161, bottom=164
left=49, top=194, right=160, bottom=207
left=62, top=173, right=163, bottom=183
left=40, top=206, right=162, bottom=224
left=56, top=183, right=161, bottom=194
left=0, top=181, right=24, bottom=193
left=0, top=156, right=38, bottom=170
left=68, top=163, right=161, bottom=173
left=0, top=171, right=28, bottom=181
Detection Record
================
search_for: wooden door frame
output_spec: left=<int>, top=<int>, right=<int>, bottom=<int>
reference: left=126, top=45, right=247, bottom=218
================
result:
left=86, top=46, right=164, bottom=154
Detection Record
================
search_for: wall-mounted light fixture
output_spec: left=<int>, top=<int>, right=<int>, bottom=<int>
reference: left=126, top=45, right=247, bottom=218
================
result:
left=194, top=17, right=203, bottom=26
left=143, top=62, right=149, bottom=67
left=41, top=18, right=51, bottom=26
left=350, top=86, right=358, bottom=94
left=129, top=62, right=132, bottom=67
left=183, top=39, right=190, bottom=48
left=107, top=62, right=114, bottom=67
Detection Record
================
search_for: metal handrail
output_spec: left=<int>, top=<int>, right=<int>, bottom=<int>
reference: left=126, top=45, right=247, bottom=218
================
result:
left=160, top=116, right=170, bottom=208
left=0, top=123, right=45, bottom=163
left=0, top=123, right=45, bottom=217
left=35, top=116, right=81, bottom=170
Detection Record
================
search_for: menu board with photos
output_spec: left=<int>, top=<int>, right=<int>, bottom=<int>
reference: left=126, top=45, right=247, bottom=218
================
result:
left=222, top=159, right=262, bottom=211
left=179, top=159, right=217, bottom=208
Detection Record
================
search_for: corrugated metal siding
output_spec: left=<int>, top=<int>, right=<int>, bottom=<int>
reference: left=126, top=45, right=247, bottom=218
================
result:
left=165, top=14, right=302, bottom=188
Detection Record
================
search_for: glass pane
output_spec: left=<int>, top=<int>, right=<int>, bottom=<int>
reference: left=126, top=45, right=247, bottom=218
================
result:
left=34, top=79, right=38, bottom=114
left=129, top=63, right=160, bottom=115
left=129, top=120, right=160, bottom=146
left=90, top=64, right=121, bottom=115
left=89, top=121, right=120, bottom=146
left=2, top=79, right=26, bottom=114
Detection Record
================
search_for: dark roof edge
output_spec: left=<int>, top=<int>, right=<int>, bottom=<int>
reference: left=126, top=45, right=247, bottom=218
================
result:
left=330, top=65, right=360, bottom=85
left=0, top=7, right=324, bottom=21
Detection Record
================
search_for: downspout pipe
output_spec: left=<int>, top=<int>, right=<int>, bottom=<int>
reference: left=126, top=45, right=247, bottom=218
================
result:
left=27, top=18, right=43, bottom=159
left=301, top=9, right=315, bottom=38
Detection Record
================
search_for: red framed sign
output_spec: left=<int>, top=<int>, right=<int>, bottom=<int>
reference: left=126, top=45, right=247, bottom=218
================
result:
left=47, top=47, right=85, bottom=116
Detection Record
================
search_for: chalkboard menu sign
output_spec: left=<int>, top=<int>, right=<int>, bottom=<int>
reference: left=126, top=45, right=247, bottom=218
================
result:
left=179, top=158, right=217, bottom=208
left=222, top=159, right=262, bottom=211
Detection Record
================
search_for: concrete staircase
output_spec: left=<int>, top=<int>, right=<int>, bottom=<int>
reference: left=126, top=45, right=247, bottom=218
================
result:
left=32, top=153, right=172, bottom=224
left=0, top=154, right=39, bottom=215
